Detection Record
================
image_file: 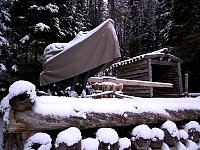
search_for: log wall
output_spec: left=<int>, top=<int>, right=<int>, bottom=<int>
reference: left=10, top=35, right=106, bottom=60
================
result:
left=114, top=60, right=152, bottom=97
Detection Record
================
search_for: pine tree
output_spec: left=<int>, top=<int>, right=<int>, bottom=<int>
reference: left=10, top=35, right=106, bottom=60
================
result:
left=169, top=0, right=200, bottom=92
left=155, top=0, right=174, bottom=48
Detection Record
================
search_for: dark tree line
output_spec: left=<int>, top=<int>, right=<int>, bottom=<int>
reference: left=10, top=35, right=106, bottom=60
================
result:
left=0, top=0, right=199, bottom=97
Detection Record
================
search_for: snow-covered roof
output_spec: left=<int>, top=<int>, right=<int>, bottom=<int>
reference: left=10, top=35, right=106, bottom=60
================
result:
left=111, top=48, right=182, bottom=69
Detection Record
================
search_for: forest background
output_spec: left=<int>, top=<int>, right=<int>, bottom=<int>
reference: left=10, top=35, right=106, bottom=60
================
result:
left=0, top=0, right=199, bottom=98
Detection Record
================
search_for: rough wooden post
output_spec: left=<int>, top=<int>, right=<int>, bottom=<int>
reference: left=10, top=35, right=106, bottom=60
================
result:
left=96, top=128, right=119, bottom=150
left=55, top=127, right=82, bottom=150
left=184, top=121, right=200, bottom=143
left=9, top=92, right=34, bottom=111
left=161, top=121, right=178, bottom=147
left=150, top=128, right=164, bottom=149
left=178, top=62, right=183, bottom=94
left=148, top=59, right=153, bottom=97
left=131, top=125, right=151, bottom=150
left=118, top=137, right=131, bottom=150
left=185, top=73, right=189, bottom=96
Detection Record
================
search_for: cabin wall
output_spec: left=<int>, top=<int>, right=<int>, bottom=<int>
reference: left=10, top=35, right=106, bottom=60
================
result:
left=114, top=60, right=152, bottom=97
left=113, top=59, right=182, bottom=97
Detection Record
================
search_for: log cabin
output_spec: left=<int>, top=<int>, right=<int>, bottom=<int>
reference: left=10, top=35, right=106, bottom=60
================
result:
left=111, top=48, right=183, bottom=97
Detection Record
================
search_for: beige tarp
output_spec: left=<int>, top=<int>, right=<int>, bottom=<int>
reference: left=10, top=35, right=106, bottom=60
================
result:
left=40, top=19, right=121, bottom=86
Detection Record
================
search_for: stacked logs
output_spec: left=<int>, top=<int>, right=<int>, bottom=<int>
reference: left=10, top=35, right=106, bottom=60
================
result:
left=22, top=120, right=200, bottom=150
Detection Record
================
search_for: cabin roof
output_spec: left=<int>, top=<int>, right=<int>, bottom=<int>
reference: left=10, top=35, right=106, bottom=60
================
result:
left=111, top=48, right=182, bottom=69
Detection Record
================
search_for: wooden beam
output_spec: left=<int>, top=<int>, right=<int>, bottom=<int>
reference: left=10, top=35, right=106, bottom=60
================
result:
left=151, top=60, right=177, bottom=66
left=88, top=77, right=173, bottom=88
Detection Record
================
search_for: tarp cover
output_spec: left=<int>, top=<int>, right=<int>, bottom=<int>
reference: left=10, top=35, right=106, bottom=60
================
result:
left=40, top=19, right=121, bottom=86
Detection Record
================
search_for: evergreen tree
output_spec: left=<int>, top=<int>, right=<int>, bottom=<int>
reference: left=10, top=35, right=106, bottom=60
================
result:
left=155, top=0, right=174, bottom=48
left=169, top=0, right=200, bottom=92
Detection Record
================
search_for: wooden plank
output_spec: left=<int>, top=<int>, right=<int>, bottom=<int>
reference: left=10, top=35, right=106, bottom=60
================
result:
left=88, top=77, right=173, bottom=88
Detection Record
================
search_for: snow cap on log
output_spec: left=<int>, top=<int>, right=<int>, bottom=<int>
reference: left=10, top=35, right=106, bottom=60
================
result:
left=55, top=127, right=82, bottom=148
left=9, top=80, right=36, bottom=102
left=161, top=120, right=179, bottom=146
left=81, top=138, right=99, bottom=150
left=150, top=128, right=164, bottom=149
left=118, top=137, right=131, bottom=150
left=184, top=121, right=200, bottom=143
left=184, top=121, right=200, bottom=132
left=131, top=124, right=151, bottom=149
left=96, top=128, right=119, bottom=145
left=161, top=120, right=178, bottom=137
left=178, top=129, right=188, bottom=144
left=151, top=128, right=164, bottom=141
left=131, top=124, right=151, bottom=140
left=24, top=132, right=52, bottom=150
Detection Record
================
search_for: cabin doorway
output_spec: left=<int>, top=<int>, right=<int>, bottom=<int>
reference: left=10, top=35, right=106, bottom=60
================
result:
left=152, top=64, right=179, bottom=97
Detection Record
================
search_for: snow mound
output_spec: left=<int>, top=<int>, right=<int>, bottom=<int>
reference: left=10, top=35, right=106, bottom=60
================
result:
left=161, top=120, right=178, bottom=137
left=81, top=138, right=99, bottom=150
left=118, top=137, right=131, bottom=150
left=184, top=121, right=200, bottom=132
left=24, top=132, right=52, bottom=150
left=131, top=124, right=151, bottom=140
left=161, top=142, right=170, bottom=150
left=176, top=141, right=187, bottom=150
left=178, top=129, right=188, bottom=140
left=151, top=128, right=164, bottom=141
left=96, top=128, right=119, bottom=144
left=55, top=127, right=82, bottom=148
left=186, top=140, right=198, bottom=150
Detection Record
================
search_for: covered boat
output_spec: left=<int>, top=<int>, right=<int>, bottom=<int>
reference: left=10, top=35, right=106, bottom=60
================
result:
left=40, top=19, right=121, bottom=86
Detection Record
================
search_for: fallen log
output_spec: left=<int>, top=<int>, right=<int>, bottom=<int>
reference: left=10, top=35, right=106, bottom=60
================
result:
left=6, top=109, right=200, bottom=133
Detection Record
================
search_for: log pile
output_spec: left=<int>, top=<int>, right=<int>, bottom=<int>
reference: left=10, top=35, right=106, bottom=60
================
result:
left=4, top=120, right=200, bottom=150
left=2, top=80, right=200, bottom=149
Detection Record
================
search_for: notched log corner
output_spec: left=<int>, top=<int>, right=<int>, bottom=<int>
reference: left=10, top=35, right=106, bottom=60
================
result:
left=9, top=92, right=34, bottom=111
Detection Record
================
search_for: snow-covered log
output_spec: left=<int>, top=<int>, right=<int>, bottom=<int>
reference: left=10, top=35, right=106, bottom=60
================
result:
left=2, top=80, right=36, bottom=111
left=6, top=108, right=200, bottom=133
